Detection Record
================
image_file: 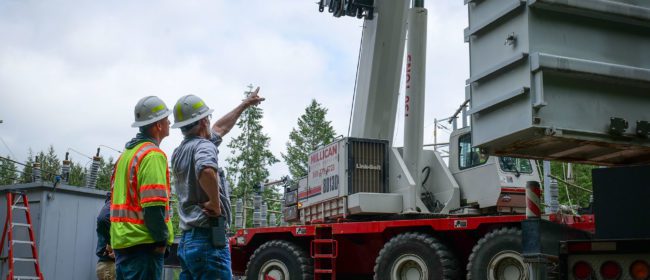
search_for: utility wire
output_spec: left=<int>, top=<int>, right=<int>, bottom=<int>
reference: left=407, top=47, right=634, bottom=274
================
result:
left=0, top=136, right=17, bottom=159
left=67, top=148, right=93, bottom=160
left=0, top=165, right=29, bottom=175
left=548, top=174, right=592, bottom=193
left=0, top=155, right=31, bottom=168
left=560, top=163, right=573, bottom=206
left=99, top=145, right=122, bottom=154
left=0, top=155, right=61, bottom=177
left=0, top=166, right=27, bottom=184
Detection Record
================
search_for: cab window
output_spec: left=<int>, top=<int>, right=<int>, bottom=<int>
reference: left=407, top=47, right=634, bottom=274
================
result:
left=499, top=157, right=533, bottom=174
left=459, top=133, right=488, bottom=169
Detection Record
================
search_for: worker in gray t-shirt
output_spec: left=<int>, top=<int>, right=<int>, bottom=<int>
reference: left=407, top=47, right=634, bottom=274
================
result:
left=170, top=89, right=264, bottom=280
left=172, top=130, right=231, bottom=229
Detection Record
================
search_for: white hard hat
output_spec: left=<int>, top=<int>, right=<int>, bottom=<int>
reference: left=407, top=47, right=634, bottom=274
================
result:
left=131, top=96, right=171, bottom=128
left=172, top=94, right=214, bottom=129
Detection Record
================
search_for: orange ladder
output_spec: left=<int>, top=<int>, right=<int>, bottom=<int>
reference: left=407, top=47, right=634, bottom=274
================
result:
left=0, top=191, right=44, bottom=280
left=311, top=226, right=337, bottom=280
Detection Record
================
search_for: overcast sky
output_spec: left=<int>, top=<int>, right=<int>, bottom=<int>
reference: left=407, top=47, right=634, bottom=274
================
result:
left=0, top=0, right=468, bottom=181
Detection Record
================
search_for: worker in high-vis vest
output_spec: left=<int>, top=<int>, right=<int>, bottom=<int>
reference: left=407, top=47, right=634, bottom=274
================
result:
left=110, top=96, right=174, bottom=280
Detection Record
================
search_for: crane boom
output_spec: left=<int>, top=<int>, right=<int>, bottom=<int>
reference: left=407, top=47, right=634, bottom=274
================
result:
left=349, top=0, right=409, bottom=143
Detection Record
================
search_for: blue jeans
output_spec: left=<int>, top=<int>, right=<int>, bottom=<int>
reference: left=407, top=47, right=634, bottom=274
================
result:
left=178, top=227, right=232, bottom=280
left=115, top=247, right=163, bottom=280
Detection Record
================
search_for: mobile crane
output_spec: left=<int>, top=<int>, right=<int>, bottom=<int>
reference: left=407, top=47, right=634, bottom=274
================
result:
left=230, top=0, right=650, bottom=279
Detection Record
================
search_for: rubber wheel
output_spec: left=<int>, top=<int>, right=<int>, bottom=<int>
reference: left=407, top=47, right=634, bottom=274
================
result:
left=466, top=227, right=528, bottom=280
left=245, top=240, right=313, bottom=280
left=374, top=232, right=459, bottom=280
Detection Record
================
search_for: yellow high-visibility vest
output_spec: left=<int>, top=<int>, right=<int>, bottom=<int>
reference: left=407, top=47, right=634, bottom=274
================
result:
left=110, top=142, right=174, bottom=249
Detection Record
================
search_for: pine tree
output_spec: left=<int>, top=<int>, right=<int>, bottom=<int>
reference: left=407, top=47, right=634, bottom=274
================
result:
left=37, top=145, right=61, bottom=183
left=20, top=149, right=34, bottom=183
left=282, top=99, right=336, bottom=179
left=96, top=156, right=115, bottom=191
left=226, top=85, right=280, bottom=229
left=0, top=156, right=19, bottom=185
left=68, top=161, right=86, bottom=187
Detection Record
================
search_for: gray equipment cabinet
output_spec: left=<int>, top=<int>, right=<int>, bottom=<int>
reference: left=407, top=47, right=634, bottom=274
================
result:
left=465, top=0, right=650, bottom=165
left=0, top=183, right=107, bottom=280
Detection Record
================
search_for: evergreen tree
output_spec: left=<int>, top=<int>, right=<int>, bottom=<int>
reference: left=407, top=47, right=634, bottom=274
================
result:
left=226, top=85, right=280, bottom=229
left=37, top=145, right=61, bottom=182
left=68, top=161, right=86, bottom=187
left=96, top=156, right=115, bottom=191
left=20, top=149, right=34, bottom=183
left=282, top=99, right=336, bottom=179
left=0, top=156, right=19, bottom=185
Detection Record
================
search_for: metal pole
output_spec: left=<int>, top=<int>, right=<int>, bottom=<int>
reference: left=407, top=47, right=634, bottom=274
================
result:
left=525, top=181, right=547, bottom=279
left=543, top=161, right=552, bottom=213
left=433, top=118, right=437, bottom=150
left=461, top=103, right=467, bottom=128
left=529, top=262, right=547, bottom=280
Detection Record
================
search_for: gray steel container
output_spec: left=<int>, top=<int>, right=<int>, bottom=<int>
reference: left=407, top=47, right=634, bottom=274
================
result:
left=0, top=182, right=107, bottom=280
left=465, top=0, right=650, bottom=165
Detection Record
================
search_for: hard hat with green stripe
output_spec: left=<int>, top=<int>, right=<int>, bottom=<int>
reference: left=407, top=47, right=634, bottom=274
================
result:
left=172, top=94, right=214, bottom=129
left=131, top=96, right=172, bottom=128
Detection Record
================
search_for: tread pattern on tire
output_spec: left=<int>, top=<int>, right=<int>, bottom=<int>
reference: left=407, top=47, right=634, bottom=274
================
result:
left=466, top=227, right=521, bottom=280
left=373, top=232, right=459, bottom=280
left=244, top=240, right=313, bottom=280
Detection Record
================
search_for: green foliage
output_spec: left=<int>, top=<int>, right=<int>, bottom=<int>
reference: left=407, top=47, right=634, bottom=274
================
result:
left=5, top=145, right=116, bottom=189
left=542, top=161, right=595, bottom=208
left=226, top=87, right=280, bottom=229
left=95, top=157, right=115, bottom=191
left=282, top=99, right=336, bottom=179
left=170, top=193, right=181, bottom=237
left=68, top=160, right=87, bottom=187
left=36, top=145, right=61, bottom=182
left=0, top=156, right=19, bottom=185
left=20, top=150, right=34, bottom=183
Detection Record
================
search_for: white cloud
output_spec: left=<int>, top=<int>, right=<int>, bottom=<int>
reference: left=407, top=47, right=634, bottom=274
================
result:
left=0, top=0, right=468, bottom=180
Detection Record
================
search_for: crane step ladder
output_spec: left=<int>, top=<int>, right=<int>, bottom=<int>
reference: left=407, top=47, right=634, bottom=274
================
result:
left=311, top=226, right=337, bottom=280
left=0, top=191, right=43, bottom=280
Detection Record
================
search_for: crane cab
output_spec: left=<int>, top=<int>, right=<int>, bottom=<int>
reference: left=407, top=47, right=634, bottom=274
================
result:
left=448, top=126, right=541, bottom=213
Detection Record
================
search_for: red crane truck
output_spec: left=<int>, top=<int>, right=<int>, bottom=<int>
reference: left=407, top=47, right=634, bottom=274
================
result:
left=230, top=0, right=650, bottom=279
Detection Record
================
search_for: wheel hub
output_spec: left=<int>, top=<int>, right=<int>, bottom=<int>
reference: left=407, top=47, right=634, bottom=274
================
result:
left=488, top=250, right=528, bottom=280
left=391, top=254, right=428, bottom=280
left=258, top=259, right=289, bottom=280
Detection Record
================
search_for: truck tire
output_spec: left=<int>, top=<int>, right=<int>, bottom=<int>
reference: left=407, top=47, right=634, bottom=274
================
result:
left=466, top=227, right=528, bottom=280
left=374, top=232, right=459, bottom=280
left=244, top=240, right=313, bottom=280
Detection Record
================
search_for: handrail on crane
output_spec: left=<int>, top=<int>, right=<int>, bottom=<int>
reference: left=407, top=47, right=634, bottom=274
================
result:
left=447, top=99, right=470, bottom=124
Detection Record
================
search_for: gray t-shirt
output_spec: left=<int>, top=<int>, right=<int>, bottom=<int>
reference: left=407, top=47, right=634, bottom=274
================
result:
left=171, top=130, right=231, bottom=230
